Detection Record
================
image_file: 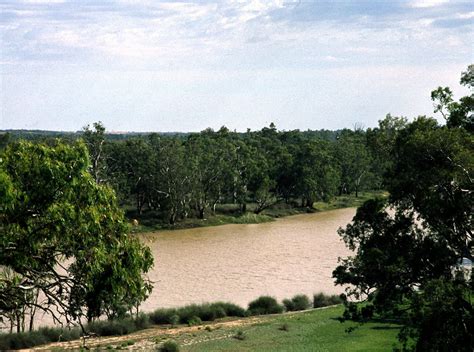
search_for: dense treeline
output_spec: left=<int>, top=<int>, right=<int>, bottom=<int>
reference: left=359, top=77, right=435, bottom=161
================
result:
left=78, top=120, right=401, bottom=225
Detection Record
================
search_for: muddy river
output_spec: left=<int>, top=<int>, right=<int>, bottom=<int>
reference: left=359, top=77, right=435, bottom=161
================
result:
left=139, top=207, right=355, bottom=310
left=25, top=208, right=355, bottom=328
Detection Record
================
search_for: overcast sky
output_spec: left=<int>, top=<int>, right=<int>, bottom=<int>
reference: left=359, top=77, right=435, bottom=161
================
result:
left=0, top=0, right=472, bottom=132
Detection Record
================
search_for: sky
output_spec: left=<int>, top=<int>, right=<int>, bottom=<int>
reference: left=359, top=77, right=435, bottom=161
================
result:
left=0, top=0, right=473, bottom=132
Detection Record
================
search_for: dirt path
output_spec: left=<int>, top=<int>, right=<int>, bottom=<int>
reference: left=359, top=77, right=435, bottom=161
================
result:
left=21, top=308, right=332, bottom=351
left=24, top=316, right=266, bottom=351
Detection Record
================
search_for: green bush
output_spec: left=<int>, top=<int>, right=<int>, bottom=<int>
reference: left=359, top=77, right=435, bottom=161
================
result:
left=0, top=331, right=48, bottom=350
left=313, top=292, right=343, bottom=308
left=0, top=326, right=82, bottom=350
left=85, top=314, right=152, bottom=337
left=248, top=296, right=284, bottom=315
left=283, top=294, right=311, bottom=311
left=158, top=339, right=180, bottom=352
left=187, top=316, right=202, bottom=326
left=209, top=302, right=247, bottom=317
left=149, top=308, right=179, bottom=324
left=135, top=313, right=151, bottom=329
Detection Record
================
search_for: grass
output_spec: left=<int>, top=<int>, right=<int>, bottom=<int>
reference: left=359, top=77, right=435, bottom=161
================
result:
left=128, top=190, right=387, bottom=234
left=177, top=306, right=402, bottom=352
left=2, top=303, right=402, bottom=350
left=312, top=190, right=388, bottom=212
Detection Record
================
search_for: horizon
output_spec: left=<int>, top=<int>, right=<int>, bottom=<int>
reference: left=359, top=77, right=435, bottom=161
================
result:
left=1, top=0, right=472, bottom=132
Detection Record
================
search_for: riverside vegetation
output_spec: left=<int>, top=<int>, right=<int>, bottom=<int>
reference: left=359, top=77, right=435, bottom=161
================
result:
left=0, top=293, right=342, bottom=350
left=0, top=66, right=472, bottom=350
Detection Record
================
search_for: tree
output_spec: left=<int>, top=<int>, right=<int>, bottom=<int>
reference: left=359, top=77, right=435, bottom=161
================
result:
left=333, top=69, right=473, bottom=350
left=0, top=140, right=153, bottom=330
left=335, top=130, right=372, bottom=197
left=293, top=140, right=339, bottom=206
left=83, top=121, right=107, bottom=183
left=431, top=64, right=473, bottom=131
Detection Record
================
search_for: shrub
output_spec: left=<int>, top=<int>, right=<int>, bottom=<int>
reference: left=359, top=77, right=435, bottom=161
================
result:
left=248, top=296, right=284, bottom=315
left=0, top=331, right=48, bottom=350
left=209, top=302, right=247, bottom=317
left=135, top=313, right=151, bottom=330
left=149, top=308, right=178, bottom=324
left=187, top=316, right=202, bottom=326
left=0, top=326, right=82, bottom=350
left=283, top=294, right=311, bottom=311
left=313, top=292, right=343, bottom=308
left=158, top=340, right=180, bottom=352
left=87, top=317, right=137, bottom=336
left=282, top=298, right=295, bottom=311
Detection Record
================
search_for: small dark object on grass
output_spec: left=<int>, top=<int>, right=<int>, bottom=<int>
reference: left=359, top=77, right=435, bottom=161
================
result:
left=234, top=330, right=246, bottom=341
left=158, top=340, right=180, bottom=352
left=279, top=323, right=290, bottom=331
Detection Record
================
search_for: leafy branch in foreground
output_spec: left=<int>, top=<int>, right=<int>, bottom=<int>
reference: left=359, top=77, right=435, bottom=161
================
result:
left=0, top=140, right=153, bottom=332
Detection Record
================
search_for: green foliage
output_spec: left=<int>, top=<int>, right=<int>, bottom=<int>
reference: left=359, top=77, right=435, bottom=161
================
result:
left=158, top=340, right=180, bottom=352
left=399, top=279, right=473, bottom=352
left=187, top=316, right=202, bottom=326
left=312, top=293, right=343, bottom=308
left=149, top=302, right=246, bottom=326
left=87, top=315, right=150, bottom=336
left=333, top=67, right=474, bottom=351
left=248, top=296, right=284, bottom=315
left=282, top=294, right=311, bottom=311
left=0, top=140, right=153, bottom=329
left=149, top=308, right=179, bottom=325
left=0, top=326, right=81, bottom=350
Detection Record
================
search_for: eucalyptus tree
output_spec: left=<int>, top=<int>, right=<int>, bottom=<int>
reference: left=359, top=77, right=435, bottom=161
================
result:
left=293, top=140, right=339, bottom=207
left=333, top=69, right=473, bottom=351
left=0, top=140, right=153, bottom=329
left=153, top=137, right=191, bottom=224
left=83, top=121, right=107, bottom=184
left=335, top=130, right=372, bottom=197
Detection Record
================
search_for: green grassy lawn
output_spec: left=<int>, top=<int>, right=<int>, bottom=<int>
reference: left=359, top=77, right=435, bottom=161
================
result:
left=128, top=191, right=388, bottom=234
left=163, top=306, right=401, bottom=352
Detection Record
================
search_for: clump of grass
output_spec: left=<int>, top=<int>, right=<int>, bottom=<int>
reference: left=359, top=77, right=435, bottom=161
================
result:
left=233, top=330, right=246, bottom=341
left=158, top=339, right=180, bottom=352
left=313, top=292, right=343, bottom=308
left=283, top=294, right=311, bottom=311
left=248, top=296, right=284, bottom=315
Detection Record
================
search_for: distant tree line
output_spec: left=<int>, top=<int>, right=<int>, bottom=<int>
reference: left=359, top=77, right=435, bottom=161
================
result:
left=75, top=119, right=405, bottom=225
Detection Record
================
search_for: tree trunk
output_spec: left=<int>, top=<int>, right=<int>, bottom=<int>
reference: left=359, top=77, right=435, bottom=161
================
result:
left=199, top=207, right=205, bottom=219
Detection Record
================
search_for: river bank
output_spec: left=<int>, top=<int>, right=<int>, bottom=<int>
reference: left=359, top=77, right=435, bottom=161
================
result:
left=129, top=191, right=387, bottom=234
left=25, top=305, right=402, bottom=351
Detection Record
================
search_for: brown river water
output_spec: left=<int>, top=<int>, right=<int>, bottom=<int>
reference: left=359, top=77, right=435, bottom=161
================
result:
left=139, top=207, right=355, bottom=310
left=27, top=207, right=355, bottom=328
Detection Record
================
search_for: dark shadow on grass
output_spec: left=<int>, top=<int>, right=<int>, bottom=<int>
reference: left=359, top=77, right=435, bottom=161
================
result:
left=371, top=326, right=402, bottom=330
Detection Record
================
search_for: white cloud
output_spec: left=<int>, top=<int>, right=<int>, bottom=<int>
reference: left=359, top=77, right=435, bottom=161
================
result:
left=409, top=0, right=449, bottom=8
